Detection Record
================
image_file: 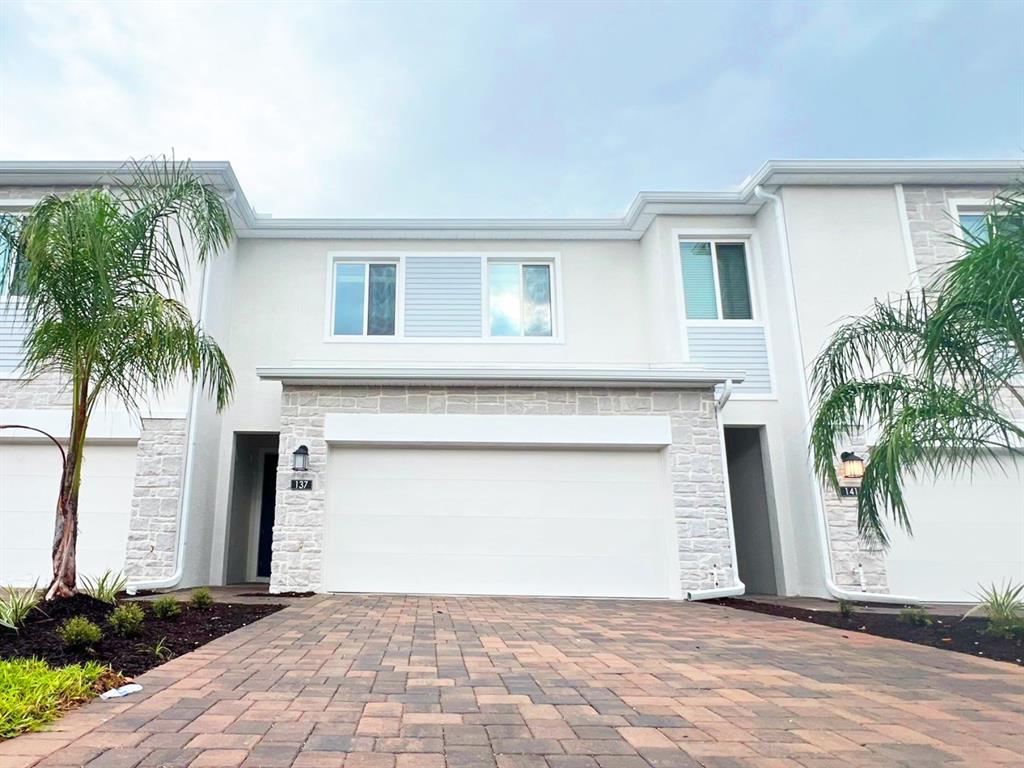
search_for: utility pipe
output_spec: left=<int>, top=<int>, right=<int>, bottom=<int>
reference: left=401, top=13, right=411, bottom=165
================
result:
left=753, top=185, right=919, bottom=605
left=126, top=257, right=212, bottom=593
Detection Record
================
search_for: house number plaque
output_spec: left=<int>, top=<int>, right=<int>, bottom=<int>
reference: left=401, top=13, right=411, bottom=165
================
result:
left=839, top=486, right=859, bottom=497
left=290, top=478, right=313, bottom=491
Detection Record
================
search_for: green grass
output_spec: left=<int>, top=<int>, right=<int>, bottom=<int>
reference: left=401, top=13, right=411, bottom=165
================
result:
left=0, top=658, right=115, bottom=739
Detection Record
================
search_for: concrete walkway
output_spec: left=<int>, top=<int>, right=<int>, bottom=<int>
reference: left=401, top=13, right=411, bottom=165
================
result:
left=2, top=595, right=1021, bottom=768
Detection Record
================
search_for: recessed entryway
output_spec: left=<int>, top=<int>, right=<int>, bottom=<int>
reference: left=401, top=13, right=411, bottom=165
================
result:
left=224, top=433, right=279, bottom=584
left=724, top=426, right=782, bottom=595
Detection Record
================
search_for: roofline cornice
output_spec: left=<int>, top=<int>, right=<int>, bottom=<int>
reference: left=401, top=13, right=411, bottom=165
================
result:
left=0, top=158, right=1019, bottom=241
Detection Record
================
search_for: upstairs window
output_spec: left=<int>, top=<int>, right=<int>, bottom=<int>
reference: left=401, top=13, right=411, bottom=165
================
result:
left=0, top=215, right=27, bottom=297
left=487, top=260, right=553, bottom=337
left=680, top=241, right=752, bottom=320
left=958, top=212, right=988, bottom=242
left=332, top=260, right=397, bottom=336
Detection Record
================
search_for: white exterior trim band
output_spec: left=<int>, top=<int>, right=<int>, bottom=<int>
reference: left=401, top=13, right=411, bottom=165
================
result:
left=0, top=409, right=140, bottom=442
left=258, top=364, right=743, bottom=389
left=324, top=413, right=673, bottom=449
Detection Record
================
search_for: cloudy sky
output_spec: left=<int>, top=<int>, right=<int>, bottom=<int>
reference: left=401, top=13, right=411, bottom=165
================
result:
left=0, top=1, right=1021, bottom=218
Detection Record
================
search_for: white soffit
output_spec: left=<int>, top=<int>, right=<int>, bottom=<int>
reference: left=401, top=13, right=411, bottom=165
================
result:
left=324, top=413, right=673, bottom=449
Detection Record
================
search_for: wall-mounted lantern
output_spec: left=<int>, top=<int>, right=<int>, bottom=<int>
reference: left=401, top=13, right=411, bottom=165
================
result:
left=292, top=445, right=309, bottom=472
left=840, top=451, right=865, bottom=479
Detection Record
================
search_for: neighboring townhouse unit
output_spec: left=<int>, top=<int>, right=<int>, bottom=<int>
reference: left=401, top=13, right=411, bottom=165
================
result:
left=1, top=159, right=1021, bottom=602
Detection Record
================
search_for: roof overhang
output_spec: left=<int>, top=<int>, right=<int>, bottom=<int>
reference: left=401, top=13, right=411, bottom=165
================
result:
left=255, top=363, right=743, bottom=389
left=0, top=158, right=1019, bottom=242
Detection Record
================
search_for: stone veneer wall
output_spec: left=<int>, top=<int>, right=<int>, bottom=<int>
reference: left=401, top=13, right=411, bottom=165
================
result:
left=903, top=185, right=1001, bottom=284
left=0, top=372, right=73, bottom=409
left=823, top=480, right=888, bottom=592
left=271, top=385, right=733, bottom=594
left=123, top=418, right=188, bottom=582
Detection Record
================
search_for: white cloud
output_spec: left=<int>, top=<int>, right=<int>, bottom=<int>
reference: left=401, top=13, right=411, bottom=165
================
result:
left=0, top=1, right=408, bottom=216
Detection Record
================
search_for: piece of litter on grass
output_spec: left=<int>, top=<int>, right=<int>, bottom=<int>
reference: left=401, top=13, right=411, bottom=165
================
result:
left=100, top=683, right=143, bottom=699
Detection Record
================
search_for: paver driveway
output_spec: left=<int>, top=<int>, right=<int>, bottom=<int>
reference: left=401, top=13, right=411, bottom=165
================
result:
left=2, top=595, right=1022, bottom=768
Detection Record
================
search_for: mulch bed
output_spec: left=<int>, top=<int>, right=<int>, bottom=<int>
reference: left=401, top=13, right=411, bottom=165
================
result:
left=0, top=594, right=283, bottom=677
left=717, top=598, right=1023, bottom=665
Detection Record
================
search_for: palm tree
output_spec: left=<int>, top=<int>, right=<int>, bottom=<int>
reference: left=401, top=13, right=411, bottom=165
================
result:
left=0, top=158, right=235, bottom=599
left=810, top=187, right=1024, bottom=547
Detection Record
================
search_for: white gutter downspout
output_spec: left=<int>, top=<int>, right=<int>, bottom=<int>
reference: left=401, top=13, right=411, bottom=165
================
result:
left=127, top=259, right=212, bottom=594
left=687, top=380, right=746, bottom=601
left=753, top=185, right=919, bottom=605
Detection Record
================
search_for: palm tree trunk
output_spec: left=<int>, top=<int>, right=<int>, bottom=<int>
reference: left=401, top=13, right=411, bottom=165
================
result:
left=46, top=379, right=88, bottom=600
left=46, top=459, right=80, bottom=599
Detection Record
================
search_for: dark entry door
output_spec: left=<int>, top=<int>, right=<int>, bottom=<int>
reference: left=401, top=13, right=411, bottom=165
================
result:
left=257, top=453, right=278, bottom=578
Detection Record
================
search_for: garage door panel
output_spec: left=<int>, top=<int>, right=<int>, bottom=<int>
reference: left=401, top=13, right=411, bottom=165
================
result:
left=0, top=443, right=137, bottom=587
left=336, top=478, right=664, bottom=521
left=334, top=551, right=667, bottom=598
left=325, top=446, right=676, bottom=598
left=884, top=458, right=1024, bottom=601
left=331, top=515, right=665, bottom=556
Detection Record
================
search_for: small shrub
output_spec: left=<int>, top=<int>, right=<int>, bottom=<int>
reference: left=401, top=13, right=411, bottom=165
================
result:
left=57, top=616, right=102, bottom=649
left=151, top=596, right=182, bottom=620
left=0, top=583, right=41, bottom=630
left=837, top=599, right=856, bottom=617
left=983, top=617, right=1024, bottom=640
left=80, top=570, right=127, bottom=605
left=965, top=581, right=1024, bottom=623
left=0, top=658, right=114, bottom=739
left=898, top=607, right=934, bottom=627
left=108, top=603, right=145, bottom=637
left=188, top=587, right=213, bottom=610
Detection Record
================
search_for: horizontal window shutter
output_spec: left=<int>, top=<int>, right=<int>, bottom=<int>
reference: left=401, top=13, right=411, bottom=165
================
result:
left=404, top=257, right=483, bottom=337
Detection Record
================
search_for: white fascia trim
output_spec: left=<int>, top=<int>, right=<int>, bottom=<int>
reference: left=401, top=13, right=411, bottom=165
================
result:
left=2, top=158, right=1019, bottom=241
left=324, top=413, right=672, bottom=449
left=256, top=363, right=744, bottom=389
left=0, top=409, right=140, bottom=442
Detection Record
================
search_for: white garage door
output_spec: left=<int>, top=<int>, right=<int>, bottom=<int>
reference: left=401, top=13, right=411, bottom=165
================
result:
left=325, top=447, right=678, bottom=598
left=884, top=459, right=1024, bottom=602
left=0, top=442, right=137, bottom=587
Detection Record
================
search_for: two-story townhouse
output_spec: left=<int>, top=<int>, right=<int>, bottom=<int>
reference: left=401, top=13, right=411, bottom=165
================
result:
left=1, top=159, right=1021, bottom=602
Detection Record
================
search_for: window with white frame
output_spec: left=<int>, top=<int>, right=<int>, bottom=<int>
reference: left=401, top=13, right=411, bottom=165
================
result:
left=487, top=260, right=554, bottom=337
left=679, top=240, right=753, bottom=320
left=331, top=260, right=398, bottom=336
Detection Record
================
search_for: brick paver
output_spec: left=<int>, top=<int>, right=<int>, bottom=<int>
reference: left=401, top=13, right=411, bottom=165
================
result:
left=2, top=595, right=1022, bottom=767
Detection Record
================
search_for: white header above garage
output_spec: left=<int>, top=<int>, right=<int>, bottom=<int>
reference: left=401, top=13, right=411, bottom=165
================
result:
left=256, top=362, right=744, bottom=388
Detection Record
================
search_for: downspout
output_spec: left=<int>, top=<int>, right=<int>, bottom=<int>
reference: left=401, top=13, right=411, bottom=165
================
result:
left=127, top=258, right=211, bottom=594
left=686, top=380, right=746, bottom=600
left=753, top=185, right=919, bottom=605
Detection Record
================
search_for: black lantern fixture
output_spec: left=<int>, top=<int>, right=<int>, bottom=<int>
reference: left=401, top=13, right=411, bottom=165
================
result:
left=840, top=451, right=865, bottom=479
left=292, top=445, right=309, bottom=472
